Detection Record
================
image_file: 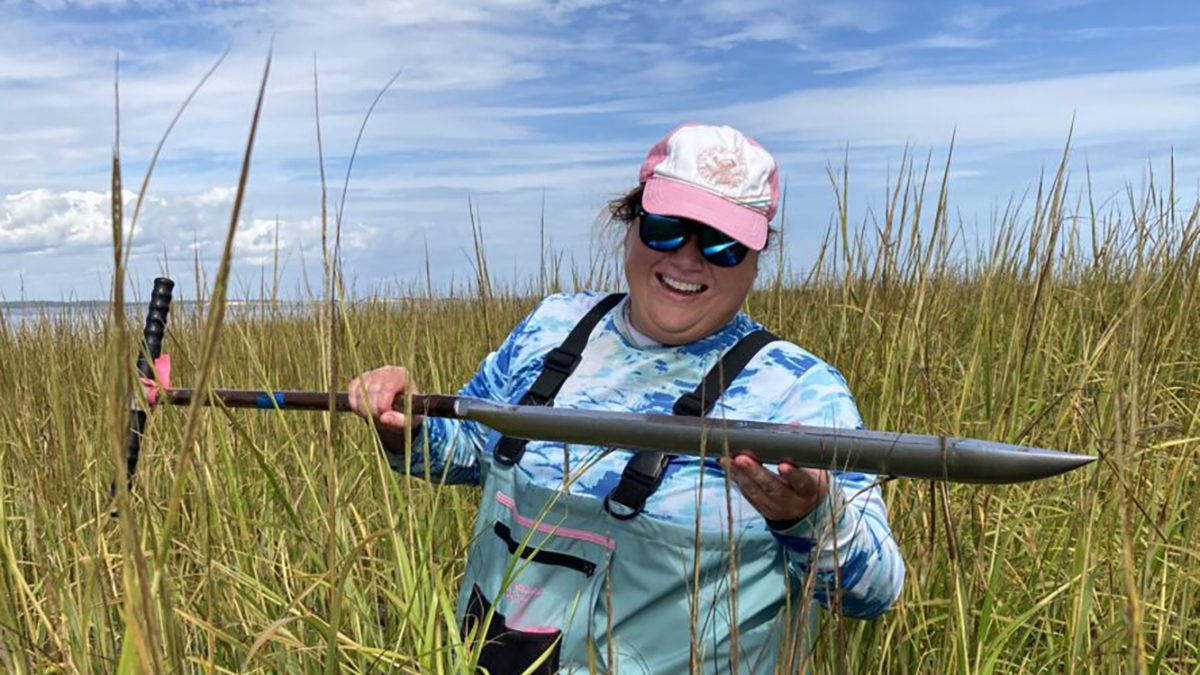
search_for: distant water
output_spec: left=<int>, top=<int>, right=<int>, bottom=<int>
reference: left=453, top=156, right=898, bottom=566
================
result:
left=0, top=303, right=108, bottom=328
left=0, top=301, right=318, bottom=329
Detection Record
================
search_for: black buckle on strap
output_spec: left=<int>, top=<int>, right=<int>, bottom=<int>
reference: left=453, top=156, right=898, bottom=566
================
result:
left=604, top=452, right=672, bottom=520
left=524, top=348, right=581, bottom=406
left=543, top=347, right=579, bottom=376
left=494, top=436, right=528, bottom=466
left=672, top=392, right=705, bottom=418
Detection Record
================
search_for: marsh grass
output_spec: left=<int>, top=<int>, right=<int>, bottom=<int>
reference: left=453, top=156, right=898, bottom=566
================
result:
left=2, top=73, right=1199, bottom=672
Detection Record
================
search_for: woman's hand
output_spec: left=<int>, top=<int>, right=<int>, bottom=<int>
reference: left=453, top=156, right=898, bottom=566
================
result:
left=347, top=366, right=423, bottom=433
left=720, top=453, right=829, bottom=524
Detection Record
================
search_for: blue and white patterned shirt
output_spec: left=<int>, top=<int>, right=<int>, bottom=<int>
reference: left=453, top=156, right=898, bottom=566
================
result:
left=388, top=292, right=904, bottom=618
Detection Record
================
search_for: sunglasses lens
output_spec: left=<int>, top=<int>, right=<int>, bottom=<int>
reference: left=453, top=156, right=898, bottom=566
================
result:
left=639, top=212, right=689, bottom=252
left=698, top=229, right=748, bottom=267
left=638, top=208, right=749, bottom=267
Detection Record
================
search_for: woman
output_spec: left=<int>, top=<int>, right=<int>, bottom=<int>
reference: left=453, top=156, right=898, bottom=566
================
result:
left=349, top=124, right=904, bottom=673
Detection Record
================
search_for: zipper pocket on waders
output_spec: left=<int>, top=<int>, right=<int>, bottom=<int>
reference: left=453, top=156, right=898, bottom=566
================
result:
left=493, top=521, right=597, bottom=576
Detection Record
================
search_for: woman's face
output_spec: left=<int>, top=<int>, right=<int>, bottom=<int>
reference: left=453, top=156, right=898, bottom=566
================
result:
left=623, top=220, right=760, bottom=345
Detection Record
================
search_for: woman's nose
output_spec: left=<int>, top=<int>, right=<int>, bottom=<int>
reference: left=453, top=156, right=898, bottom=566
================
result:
left=669, top=235, right=708, bottom=269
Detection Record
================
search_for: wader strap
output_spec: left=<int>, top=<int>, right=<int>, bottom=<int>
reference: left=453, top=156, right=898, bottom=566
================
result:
left=604, top=329, right=781, bottom=520
left=494, top=293, right=626, bottom=466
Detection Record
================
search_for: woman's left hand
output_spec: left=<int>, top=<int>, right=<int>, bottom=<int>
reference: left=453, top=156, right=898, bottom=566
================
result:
left=720, top=453, right=830, bottom=523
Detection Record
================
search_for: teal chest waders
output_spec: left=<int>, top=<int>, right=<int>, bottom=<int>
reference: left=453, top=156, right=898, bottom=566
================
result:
left=457, top=294, right=802, bottom=674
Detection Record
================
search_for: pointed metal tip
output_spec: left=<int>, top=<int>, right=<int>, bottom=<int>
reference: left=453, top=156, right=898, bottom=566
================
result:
left=1059, top=453, right=1097, bottom=470
left=1014, top=450, right=1096, bottom=482
left=946, top=440, right=1098, bottom=484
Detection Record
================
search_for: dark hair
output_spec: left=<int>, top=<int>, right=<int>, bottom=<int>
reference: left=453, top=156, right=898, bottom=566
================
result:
left=603, top=184, right=775, bottom=250
left=607, top=184, right=645, bottom=227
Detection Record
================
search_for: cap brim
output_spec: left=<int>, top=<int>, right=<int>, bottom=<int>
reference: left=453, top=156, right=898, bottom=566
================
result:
left=642, top=177, right=769, bottom=251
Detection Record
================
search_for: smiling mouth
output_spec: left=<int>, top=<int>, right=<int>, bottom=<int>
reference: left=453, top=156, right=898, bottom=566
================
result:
left=657, top=273, right=708, bottom=295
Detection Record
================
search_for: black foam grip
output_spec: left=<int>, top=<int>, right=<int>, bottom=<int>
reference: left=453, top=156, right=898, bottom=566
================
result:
left=137, top=277, right=174, bottom=378
left=115, top=277, right=175, bottom=499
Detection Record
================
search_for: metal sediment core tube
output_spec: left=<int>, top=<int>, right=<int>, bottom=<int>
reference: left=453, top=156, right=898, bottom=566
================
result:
left=459, top=397, right=1094, bottom=484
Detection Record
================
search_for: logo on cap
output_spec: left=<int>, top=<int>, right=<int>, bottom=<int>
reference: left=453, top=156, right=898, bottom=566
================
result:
left=697, top=146, right=747, bottom=190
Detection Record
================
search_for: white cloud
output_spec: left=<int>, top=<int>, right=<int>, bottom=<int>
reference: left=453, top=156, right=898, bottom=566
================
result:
left=0, top=189, right=124, bottom=254
left=233, top=215, right=372, bottom=266
left=0, top=185, right=365, bottom=267
left=0, top=179, right=391, bottom=298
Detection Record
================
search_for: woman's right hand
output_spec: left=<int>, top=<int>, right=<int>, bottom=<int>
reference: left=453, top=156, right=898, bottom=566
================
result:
left=347, top=366, right=424, bottom=433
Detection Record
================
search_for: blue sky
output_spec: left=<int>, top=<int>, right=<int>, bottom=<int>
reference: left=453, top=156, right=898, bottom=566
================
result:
left=2, top=0, right=1199, bottom=301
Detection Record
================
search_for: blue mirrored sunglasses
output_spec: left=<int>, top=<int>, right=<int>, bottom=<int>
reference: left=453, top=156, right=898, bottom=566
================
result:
left=637, top=208, right=749, bottom=268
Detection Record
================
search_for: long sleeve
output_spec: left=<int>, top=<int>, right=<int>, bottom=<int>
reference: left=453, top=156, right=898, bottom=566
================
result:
left=766, top=363, right=905, bottom=619
left=380, top=306, right=536, bottom=486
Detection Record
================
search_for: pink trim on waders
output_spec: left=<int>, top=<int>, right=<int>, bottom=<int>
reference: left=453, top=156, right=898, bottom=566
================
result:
left=505, top=624, right=560, bottom=634
left=495, top=491, right=616, bottom=550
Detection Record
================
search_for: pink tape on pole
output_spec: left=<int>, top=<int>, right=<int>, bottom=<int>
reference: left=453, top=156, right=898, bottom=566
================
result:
left=139, top=353, right=171, bottom=407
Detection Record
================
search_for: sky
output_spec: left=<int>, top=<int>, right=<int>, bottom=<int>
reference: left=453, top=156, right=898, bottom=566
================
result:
left=2, top=0, right=1199, bottom=301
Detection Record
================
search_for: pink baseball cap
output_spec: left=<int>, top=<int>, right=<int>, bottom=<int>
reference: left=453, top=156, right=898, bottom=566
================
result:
left=639, top=123, right=780, bottom=251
